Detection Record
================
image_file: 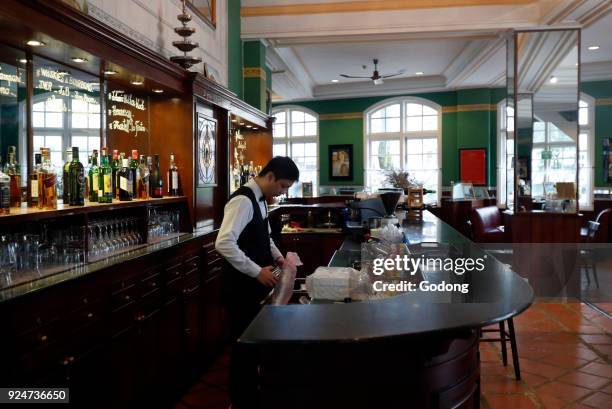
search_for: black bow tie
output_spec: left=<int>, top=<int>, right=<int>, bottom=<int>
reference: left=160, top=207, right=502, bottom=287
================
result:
left=259, top=195, right=266, bottom=202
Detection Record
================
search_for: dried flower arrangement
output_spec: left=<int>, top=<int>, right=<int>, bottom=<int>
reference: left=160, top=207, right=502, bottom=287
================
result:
left=384, top=170, right=419, bottom=191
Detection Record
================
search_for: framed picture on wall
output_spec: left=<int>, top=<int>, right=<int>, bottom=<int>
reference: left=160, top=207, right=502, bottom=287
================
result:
left=329, top=144, right=353, bottom=181
left=604, top=138, right=612, bottom=183
left=459, top=148, right=487, bottom=186
left=197, top=112, right=217, bottom=187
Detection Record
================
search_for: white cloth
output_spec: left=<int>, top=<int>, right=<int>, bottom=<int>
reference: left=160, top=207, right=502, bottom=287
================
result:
left=215, top=179, right=282, bottom=278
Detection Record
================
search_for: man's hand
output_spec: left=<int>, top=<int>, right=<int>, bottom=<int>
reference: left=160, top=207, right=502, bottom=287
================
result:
left=275, top=256, right=285, bottom=268
left=256, top=266, right=279, bottom=287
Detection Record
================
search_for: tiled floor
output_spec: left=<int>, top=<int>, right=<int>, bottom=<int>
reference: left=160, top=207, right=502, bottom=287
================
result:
left=174, top=302, right=612, bottom=409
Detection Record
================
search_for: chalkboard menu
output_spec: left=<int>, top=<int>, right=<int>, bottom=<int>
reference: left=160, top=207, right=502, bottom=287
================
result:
left=105, top=81, right=149, bottom=156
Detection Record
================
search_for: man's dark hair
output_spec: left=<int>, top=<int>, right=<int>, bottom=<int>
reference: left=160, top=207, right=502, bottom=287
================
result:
left=259, top=156, right=300, bottom=181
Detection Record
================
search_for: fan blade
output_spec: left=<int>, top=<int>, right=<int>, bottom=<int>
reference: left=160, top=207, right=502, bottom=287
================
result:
left=340, top=74, right=373, bottom=79
left=381, top=69, right=407, bottom=79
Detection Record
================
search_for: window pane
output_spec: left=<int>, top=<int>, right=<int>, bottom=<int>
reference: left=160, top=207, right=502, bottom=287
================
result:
left=423, top=154, right=437, bottom=169
left=406, top=103, right=422, bottom=116
left=305, top=143, right=317, bottom=156
left=46, top=112, right=63, bottom=128
left=33, top=112, right=44, bottom=128
left=72, top=113, right=88, bottom=128
left=371, top=118, right=384, bottom=133
left=422, top=115, right=437, bottom=131
left=386, top=117, right=400, bottom=132
left=579, top=107, right=588, bottom=126
left=88, top=113, right=100, bottom=128
left=72, top=136, right=88, bottom=151
left=304, top=113, right=316, bottom=122
left=72, top=99, right=87, bottom=113
left=406, top=116, right=422, bottom=132
left=579, top=133, right=587, bottom=150
left=422, top=105, right=437, bottom=116
left=273, top=144, right=286, bottom=156
left=533, top=130, right=545, bottom=143
left=406, top=139, right=422, bottom=153
left=292, top=143, right=304, bottom=157
left=548, top=124, right=572, bottom=143
left=304, top=157, right=317, bottom=169
left=422, top=138, right=437, bottom=154
left=89, top=103, right=100, bottom=113
left=274, top=111, right=285, bottom=123
left=291, top=122, right=305, bottom=137
left=89, top=136, right=100, bottom=151
left=273, top=123, right=285, bottom=138
left=371, top=108, right=384, bottom=119
left=304, top=122, right=317, bottom=136
left=406, top=154, right=423, bottom=170
left=50, top=152, right=62, bottom=168
left=46, top=98, right=64, bottom=112
left=291, top=110, right=304, bottom=123
left=386, top=104, right=400, bottom=117
left=46, top=135, right=62, bottom=151
left=33, top=101, right=45, bottom=111
left=33, top=135, right=45, bottom=152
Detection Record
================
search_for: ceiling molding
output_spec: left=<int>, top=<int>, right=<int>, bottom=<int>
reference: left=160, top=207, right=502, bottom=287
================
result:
left=266, top=46, right=314, bottom=100
left=311, top=75, right=447, bottom=99
left=445, top=36, right=506, bottom=88
left=241, top=0, right=537, bottom=17
left=582, top=61, right=612, bottom=81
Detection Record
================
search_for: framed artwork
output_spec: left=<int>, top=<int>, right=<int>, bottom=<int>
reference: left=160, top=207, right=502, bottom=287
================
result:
left=459, top=148, right=487, bottom=186
left=197, top=112, right=217, bottom=187
left=302, top=182, right=313, bottom=197
left=329, top=144, right=353, bottom=181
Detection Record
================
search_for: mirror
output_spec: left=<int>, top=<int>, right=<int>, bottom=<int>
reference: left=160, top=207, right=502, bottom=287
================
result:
left=510, top=29, right=580, bottom=212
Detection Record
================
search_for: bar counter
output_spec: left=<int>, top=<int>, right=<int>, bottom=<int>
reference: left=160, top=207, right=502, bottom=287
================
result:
left=236, top=211, right=533, bottom=409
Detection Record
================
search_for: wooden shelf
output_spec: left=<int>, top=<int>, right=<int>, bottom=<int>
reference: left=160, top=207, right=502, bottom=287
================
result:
left=0, top=196, right=188, bottom=223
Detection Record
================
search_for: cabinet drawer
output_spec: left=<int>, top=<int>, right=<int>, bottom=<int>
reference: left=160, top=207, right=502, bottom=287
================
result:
left=14, top=319, right=63, bottom=358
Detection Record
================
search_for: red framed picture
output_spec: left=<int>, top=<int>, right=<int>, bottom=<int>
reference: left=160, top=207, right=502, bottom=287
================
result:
left=459, top=148, right=487, bottom=186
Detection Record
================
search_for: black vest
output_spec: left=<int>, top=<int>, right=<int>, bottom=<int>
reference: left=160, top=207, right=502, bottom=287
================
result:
left=222, top=185, right=274, bottom=309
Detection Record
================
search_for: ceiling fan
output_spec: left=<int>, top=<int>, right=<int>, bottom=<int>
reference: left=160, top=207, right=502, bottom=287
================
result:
left=339, top=59, right=406, bottom=85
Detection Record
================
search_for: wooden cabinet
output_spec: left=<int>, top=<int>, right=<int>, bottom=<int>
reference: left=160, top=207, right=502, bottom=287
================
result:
left=0, top=231, right=230, bottom=408
left=278, top=233, right=344, bottom=276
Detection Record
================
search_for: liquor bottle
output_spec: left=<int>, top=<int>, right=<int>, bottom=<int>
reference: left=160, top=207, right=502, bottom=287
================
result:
left=249, top=161, right=255, bottom=180
left=167, top=153, right=179, bottom=196
left=98, top=147, right=113, bottom=203
left=137, top=155, right=150, bottom=199
left=84, top=154, right=91, bottom=199
left=118, top=158, right=133, bottom=201
left=38, top=148, right=57, bottom=209
left=88, top=151, right=99, bottom=202
left=129, top=150, right=139, bottom=198
left=6, top=146, right=21, bottom=207
left=0, top=167, right=10, bottom=214
left=68, top=147, right=85, bottom=206
left=61, top=148, right=72, bottom=204
left=151, top=154, right=163, bottom=198
left=146, top=156, right=153, bottom=197
left=28, top=153, right=42, bottom=208
left=111, top=149, right=119, bottom=199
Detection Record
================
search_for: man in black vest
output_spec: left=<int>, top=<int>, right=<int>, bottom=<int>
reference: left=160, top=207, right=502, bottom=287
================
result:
left=215, top=156, right=299, bottom=407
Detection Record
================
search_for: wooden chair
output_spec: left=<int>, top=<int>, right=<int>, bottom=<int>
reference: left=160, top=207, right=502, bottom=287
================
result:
left=479, top=317, right=521, bottom=380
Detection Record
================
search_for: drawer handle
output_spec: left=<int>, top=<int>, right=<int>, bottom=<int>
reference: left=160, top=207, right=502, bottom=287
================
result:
left=124, top=295, right=131, bottom=301
left=135, top=314, right=145, bottom=322
left=150, top=282, right=157, bottom=288
left=61, top=356, right=75, bottom=366
left=87, top=312, right=94, bottom=319
left=40, top=335, right=48, bottom=342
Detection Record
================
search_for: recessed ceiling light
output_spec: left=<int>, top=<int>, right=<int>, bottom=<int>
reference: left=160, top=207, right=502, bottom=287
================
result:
left=415, top=71, right=424, bottom=76
left=549, top=76, right=558, bottom=84
left=152, top=88, right=164, bottom=93
left=239, top=122, right=245, bottom=125
left=331, top=79, right=339, bottom=83
left=246, top=125, right=252, bottom=128
left=104, top=69, right=117, bottom=75
left=588, top=45, right=600, bottom=51
left=253, top=127, right=258, bottom=130
left=18, top=58, right=27, bottom=64
left=71, top=57, right=87, bottom=63
left=231, top=119, right=237, bottom=123
left=26, top=40, right=45, bottom=47
left=130, top=80, right=144, bottom=85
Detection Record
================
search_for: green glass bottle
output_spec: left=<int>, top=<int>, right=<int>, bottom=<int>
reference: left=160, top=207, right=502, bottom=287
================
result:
left=88, top=149, right=99, bottom=202
left=68, top=147, right=85, bottom=206
left=111, top=149, right=119, bottom=199
left=62, top=148, right=72, bottom=204
left=98, top=147, right=113, bottom=203
left=129, top=150, right=139, bottom=198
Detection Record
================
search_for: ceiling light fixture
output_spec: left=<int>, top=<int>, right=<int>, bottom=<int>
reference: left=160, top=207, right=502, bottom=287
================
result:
left=18, top=58, right=27, bottom=64
left=588, top=45, right=600, bottom=51
left=130, top=80, right=144, bottom=85
left=231, top=119, right=238, bottom=123
left=415, top=71, right=424, bottom=75
left=26, top=40, right=45, bottom=47
left=71, top=57, right=87, bottom=63
left=549, top=76, right=558, bottom=84
left=104, top=69, right=118, bottom=75
left=152, top=88, right=164, bottom=93
left=331, top=79, right=339, bottom=83
left=246, top=125, right=252, bottom=128
left=239, top=122, right=245, bottom=126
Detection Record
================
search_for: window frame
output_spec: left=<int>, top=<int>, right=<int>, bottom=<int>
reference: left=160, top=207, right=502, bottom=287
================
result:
left=364, top=97, right=442, bottom=204
left=271, top=105, right=320, bottom=196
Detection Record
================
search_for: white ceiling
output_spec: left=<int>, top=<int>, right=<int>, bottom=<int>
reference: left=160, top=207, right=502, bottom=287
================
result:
left=241, top=0, right=612, bottom=101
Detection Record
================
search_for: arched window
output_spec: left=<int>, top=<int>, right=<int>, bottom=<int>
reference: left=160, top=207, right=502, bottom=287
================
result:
left=272, top=106, right=319, bottom=195
left=364, top=97, right=441, bottom=204
left=497, top=95, right=594, bottom=209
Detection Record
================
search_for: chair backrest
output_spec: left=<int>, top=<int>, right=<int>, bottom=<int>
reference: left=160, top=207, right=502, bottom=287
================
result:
left=586, top=220, right=600, bottom=242
left=595, top=208, right=612, bottom=224
left=470, top=206, right=503, bottom=241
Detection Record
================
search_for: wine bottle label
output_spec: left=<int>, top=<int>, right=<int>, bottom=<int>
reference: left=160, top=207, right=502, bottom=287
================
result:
left=103, top=174, right=111, bottom=193
left=172, top=172, right=178, bottom=189
left=31, top=180, right=38, bottom=198
left=120, top=176, right=130, bottom=193
left=92, top=174, right=99, bottom=191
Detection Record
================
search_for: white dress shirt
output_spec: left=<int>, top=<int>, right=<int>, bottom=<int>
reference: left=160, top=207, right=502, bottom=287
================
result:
left=215, top=179, right=282, bottom=278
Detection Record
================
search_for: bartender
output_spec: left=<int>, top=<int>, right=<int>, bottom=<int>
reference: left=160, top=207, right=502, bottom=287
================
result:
left=215, top=156, right=299, bottom=407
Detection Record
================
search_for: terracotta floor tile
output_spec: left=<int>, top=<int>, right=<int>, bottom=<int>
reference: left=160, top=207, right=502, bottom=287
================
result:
left=480, top=347, right=502, bottom=363
left=600, top=383, right=612, bottom=394
left=580, top=362, right=612, bottom=379
left=482, top=361, right=512, bottom=376
left=579, top=391, right=612, bottom=408
left=576, top=325, right=606, bottom=335
left=484, top=394, right=538, bottom=409
left=589, top=316, right=612, bottom=332
left=537, top=381, right=592, bottom=402
left=521, top=372, right=549, bottom=387
left=481, top=375, right=525, bottom=394
left=569, top=403, right=598, bottom=409
left=535, top=392, right=569, bottom=409
left=519, top=358, right=569, bottom=379
left=540, top=354, right=592, bottom=369
left=558, top=371, right=611, bottom=390
left=591, top=345, right=612, bottom=358
left=581, top=334, right=612, bottom=345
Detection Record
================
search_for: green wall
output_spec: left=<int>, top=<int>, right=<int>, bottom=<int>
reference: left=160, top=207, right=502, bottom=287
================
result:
left=583, top=81, right=612, bottom=187
left=227, top=0, right=242, bottom=98
left=275, top=88, right=504, bottom=186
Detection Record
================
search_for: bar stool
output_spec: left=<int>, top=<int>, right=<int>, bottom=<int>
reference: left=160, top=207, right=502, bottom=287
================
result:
left=581, top=220, right=601, bottom=288
left=479, top=317, right=521, bottom=380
